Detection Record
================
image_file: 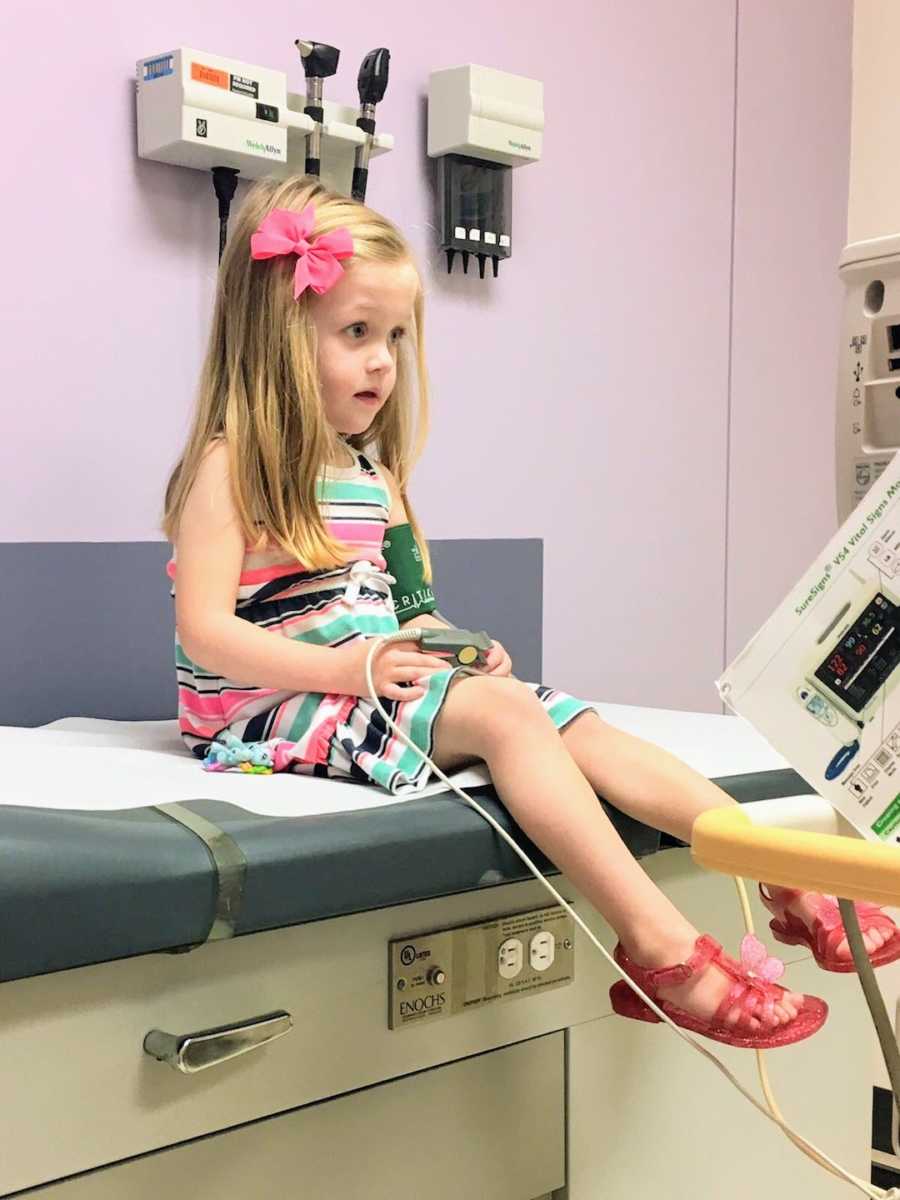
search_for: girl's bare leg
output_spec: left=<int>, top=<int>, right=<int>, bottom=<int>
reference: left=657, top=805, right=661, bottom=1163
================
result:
left=430, top=677, right=804, bottom=1030
left=559, top=710, right=888, bottom=960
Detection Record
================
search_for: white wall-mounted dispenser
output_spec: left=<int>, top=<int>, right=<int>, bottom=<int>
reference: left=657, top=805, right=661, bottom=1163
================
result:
left=427, top=64, right=544, bottom=278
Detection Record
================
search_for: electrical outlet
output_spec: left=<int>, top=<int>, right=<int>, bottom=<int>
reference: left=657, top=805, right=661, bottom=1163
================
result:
left=530, top=931, right=555, bottom=972
left=498, top=937, right=524, bottom=979
left=389, top=905, right=574, bottom=1029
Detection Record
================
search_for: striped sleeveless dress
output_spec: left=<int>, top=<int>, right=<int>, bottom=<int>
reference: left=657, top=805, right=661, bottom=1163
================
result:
left=169, top=448, right=594, bottom=795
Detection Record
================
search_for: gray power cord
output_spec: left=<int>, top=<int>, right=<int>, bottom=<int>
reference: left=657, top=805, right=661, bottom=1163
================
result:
left=839, top=897, right=900, bottom=1114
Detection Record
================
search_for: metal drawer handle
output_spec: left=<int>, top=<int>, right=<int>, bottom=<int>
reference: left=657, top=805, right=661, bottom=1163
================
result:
left=143, top=1010, right=293, bottom=1074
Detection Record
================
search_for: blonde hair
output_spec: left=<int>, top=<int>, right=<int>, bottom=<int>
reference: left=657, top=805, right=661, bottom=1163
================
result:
left=162, top=175, right=432, bottom=582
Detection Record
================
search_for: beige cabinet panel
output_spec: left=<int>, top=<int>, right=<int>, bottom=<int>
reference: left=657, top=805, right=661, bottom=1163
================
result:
left=29, top=1035, right=565, bottom=1200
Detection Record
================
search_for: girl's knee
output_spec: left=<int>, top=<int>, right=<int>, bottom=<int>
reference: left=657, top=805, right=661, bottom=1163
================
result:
left=561, top=708, right=606, bottom=743
left=470, top=673, right=542, bottom=709
left=455, top=674, right=549, bottom=746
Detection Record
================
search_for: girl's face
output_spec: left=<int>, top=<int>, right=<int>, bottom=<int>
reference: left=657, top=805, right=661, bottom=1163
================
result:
left=310, top=258, right=419, bottom=438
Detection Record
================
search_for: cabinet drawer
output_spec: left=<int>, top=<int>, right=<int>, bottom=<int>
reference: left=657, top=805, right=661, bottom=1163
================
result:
left=1, top=878, right=610, bottom=1193
left=30, top=1035, right=565, bottom=1200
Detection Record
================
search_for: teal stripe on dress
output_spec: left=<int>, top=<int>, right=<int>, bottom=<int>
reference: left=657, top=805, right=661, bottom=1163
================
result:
left=367, top=758, right=395, bottom=790
left=315, top=480, right=387, bottom=502
left=284, top=693, right=325, bottom=742
left=394, top=667, right=464, bottom=780
left=175, top=642, right=195, bottom=670
left=545, top=695, right=595, bottom=730
left=291, top=611, right=398, bottom=646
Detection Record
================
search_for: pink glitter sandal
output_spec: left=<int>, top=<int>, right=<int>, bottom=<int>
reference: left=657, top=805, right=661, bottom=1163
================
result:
left=759, top=884, right=900, bottom=973
left=609, top=933, right=828, bottom=1049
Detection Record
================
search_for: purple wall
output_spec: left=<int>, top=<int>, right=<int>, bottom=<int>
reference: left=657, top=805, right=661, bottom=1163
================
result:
left=726, top=2, right=852, bottom=666
left=0, top=1, right=851, bottom=711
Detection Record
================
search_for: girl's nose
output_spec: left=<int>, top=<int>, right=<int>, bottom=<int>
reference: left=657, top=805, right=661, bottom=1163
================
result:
left=367, top=343, right=394, bottom=372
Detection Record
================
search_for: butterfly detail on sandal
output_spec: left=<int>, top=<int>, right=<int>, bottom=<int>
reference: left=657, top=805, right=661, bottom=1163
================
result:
left=739, top=934, right=785, bottom=983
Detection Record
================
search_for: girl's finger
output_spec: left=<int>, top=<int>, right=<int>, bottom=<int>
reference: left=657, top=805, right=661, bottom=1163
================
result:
left=412, top=659, right=453, bottom=675
left=394, top=652, right=451, bottom=670
left=394, top=665, right=443, bottom=682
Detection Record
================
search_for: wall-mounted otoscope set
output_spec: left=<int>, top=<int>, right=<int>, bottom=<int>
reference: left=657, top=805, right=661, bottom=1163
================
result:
left=135, top=42, right=393, bottom=257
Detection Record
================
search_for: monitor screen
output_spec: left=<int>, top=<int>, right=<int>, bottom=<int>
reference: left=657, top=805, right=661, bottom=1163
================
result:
left=813, top=592, right=900, bottom=713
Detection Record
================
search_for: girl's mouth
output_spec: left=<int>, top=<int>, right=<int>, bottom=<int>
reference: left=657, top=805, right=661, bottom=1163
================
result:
left=354, top=391, right=380, bottom=404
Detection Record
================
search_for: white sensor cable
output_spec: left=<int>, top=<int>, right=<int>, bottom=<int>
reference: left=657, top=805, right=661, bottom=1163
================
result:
left=366, top=630, right=895, bottom=1199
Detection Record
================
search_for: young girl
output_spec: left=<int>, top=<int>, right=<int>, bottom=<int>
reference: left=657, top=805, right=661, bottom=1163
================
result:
left=163, top=175, right=900, bottom=1051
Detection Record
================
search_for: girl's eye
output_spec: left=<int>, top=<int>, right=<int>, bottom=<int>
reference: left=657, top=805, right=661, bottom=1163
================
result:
left=390, top=327, right=406, bottom=344
left=346, top=323, right=367, bottom=339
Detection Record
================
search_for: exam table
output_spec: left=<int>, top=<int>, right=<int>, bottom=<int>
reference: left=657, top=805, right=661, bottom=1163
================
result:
left=0, top=540, right=876, bottom=1199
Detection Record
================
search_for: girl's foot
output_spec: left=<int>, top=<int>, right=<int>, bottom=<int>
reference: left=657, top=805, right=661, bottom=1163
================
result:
left=622, top=926, right=804, bottom=1032
left=759, top=884, right=900, bottom=972
left=611, top=928, right=828, bottom=1048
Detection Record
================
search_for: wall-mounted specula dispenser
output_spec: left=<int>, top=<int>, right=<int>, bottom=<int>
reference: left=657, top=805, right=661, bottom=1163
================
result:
left=427, top=65, right=544, bottom=278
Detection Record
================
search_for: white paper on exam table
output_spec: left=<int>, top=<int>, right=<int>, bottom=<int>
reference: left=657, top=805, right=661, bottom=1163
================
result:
left=0, top=701, right=796, bottom=818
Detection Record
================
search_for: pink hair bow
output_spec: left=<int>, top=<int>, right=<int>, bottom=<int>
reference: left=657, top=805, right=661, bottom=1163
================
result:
left=250, top=204, right=354, bottom=299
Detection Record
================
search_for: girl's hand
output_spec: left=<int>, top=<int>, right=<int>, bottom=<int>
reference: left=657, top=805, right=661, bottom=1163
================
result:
left=334, top=637, right=453, bottom=701
left=479, top=638, right=513, bottom=677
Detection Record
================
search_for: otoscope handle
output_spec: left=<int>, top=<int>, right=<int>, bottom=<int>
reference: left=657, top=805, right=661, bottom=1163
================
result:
left=351, top=166, right=369, bottom=204
left=351, top=49, right=389, bottom=202
left=295, top=40, right=340, bottom=177
left=357, top=48, right=390, bottom=105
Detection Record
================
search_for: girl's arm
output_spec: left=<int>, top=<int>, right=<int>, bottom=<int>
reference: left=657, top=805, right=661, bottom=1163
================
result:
left=399, top=612, right=451, bottom=630
left=174, top=443, right=345, bottom=693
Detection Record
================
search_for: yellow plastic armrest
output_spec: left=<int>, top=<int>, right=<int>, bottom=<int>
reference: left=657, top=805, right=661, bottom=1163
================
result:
left=692, top=807, right=900, bottom=906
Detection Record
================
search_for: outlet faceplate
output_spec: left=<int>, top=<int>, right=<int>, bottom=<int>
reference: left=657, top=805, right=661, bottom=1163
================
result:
left=388, top=905, right=574, bottom=1030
